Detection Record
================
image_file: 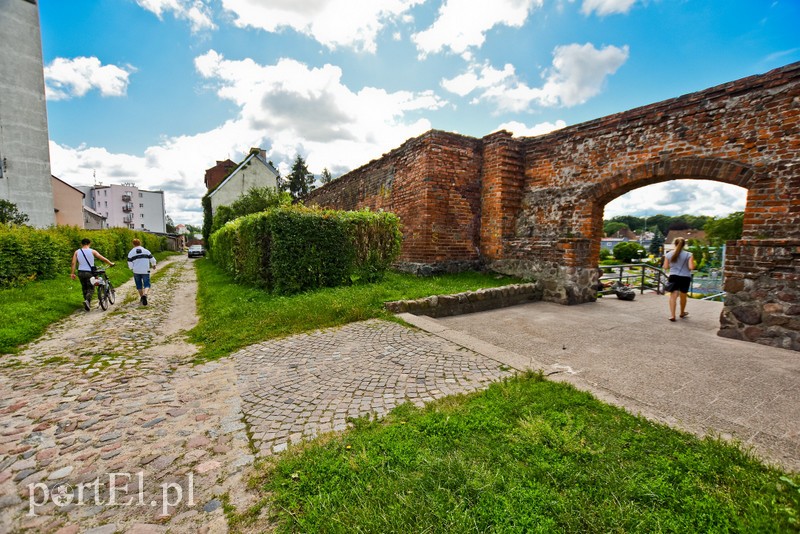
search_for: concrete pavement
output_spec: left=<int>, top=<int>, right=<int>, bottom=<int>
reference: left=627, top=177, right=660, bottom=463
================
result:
left=400, top=292, right=800, bottom=473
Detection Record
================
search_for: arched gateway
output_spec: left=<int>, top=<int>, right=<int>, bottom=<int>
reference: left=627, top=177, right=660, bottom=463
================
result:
left=308, top=62, right=800, bottom=351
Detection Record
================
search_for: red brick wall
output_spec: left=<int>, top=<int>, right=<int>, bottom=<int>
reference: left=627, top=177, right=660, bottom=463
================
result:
left=307, top=131, right=482, bottom=265
left=309, top=62, right=800, bottom=348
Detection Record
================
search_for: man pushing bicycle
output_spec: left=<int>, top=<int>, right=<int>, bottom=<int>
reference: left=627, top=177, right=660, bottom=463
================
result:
left=70, top=238, right=115, bottom=311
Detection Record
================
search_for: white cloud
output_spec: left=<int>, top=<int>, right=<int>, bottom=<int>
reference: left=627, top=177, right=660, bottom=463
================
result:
left=494, top=119, right=567, bottom=136
left=440, top=62, right=516, bottom=97
left=604, top=181, right=747, bottom=218
left=413, top=0, right=543, bottom=59
left=581, top=0, right=637, bottom=17
left=442, top=42, right=629, bottom=112
left=50, top=51, right=446, bottom=225
left=220, top=0, right=423, bottom=53
left=538, top=42, right=629, bottom=106
left=196, top=50, right=446, bottom=161
left=136, top=0, right=216, bottom=32
left=44, top=57, right=134, bottom=101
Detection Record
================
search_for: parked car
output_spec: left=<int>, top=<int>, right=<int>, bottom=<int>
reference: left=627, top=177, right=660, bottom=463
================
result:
left=188, top=245, right=205, bottom=258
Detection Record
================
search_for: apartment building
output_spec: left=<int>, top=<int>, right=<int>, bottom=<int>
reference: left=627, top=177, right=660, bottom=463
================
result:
left=80, top=183, right=166, bottom=233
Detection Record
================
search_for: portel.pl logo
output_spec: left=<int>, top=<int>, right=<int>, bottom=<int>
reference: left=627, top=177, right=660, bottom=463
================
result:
left=28, top=471, right=195, bottom=517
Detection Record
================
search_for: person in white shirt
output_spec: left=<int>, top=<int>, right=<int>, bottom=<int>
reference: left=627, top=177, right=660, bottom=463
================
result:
left=70, top=238, right=115, bottom=311
left=127, top=239, right=157, bottom=305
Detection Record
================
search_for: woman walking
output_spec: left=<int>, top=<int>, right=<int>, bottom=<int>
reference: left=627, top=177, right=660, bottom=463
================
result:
left=663, top=237, right=695, bottom=321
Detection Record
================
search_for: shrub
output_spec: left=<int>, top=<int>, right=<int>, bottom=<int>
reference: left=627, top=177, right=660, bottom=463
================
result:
left=0, top=224, right=166, bottom=287
left=599, top=248, right=612, bottom=260
left=209, top=206, right=401, bottom=294
left=612, top=241, right=646, bottom=263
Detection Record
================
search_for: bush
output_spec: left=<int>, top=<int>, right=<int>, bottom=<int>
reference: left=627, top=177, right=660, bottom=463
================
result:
left=0, top=224, right=166, bottom=287
left=599, top=248, right=612, bottom=260
left=612, top=241, right=646, bottom=263
left=209, top=206, right=401, bottom=294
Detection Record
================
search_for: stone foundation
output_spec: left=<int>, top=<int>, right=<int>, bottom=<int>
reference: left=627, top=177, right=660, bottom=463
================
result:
left=385, top=283, right=541, bottom=318
left=720, top=240, right=800, bottom=351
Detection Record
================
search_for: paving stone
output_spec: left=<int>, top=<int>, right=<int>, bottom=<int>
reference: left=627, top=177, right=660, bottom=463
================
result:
left=127, top=524, right=168, bottom=534
left=203, top=499, right=222, bottom=513
left=48, top=465, right=74, bottom=480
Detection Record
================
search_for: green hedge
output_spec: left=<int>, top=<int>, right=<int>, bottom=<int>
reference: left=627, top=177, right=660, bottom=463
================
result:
left=0, top=224, right=165, bottom=287
left=209, top=206, right=401, bottom=294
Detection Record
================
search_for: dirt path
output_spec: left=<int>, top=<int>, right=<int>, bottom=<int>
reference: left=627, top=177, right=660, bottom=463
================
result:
left=0, top=256, right=256, bottom=533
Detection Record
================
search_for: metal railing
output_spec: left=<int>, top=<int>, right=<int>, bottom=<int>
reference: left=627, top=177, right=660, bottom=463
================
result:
left=598, top=264, right=727, bottom=301
left=598, top=263, right=668, bottom=295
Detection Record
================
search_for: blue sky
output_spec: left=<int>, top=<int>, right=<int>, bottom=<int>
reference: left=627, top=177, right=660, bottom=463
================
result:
left=39, top=0, right=800, bottom=226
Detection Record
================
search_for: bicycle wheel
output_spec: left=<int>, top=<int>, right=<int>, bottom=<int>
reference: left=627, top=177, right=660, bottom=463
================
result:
left=97, top=284, right=108, bottom=311
left=106, top=281, right=116, bottom=304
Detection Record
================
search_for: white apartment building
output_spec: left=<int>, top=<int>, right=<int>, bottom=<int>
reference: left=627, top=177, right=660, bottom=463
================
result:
left=80, top=183, right=166, bottom=233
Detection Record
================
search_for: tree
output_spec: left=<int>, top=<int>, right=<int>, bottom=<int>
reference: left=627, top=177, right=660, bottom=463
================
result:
left=211, top=186, right=292, bottom=233
left=603, top=221, right=628, bottom=237
left=202, top=193, right=213, bottom=245
left=165, top=215, right=176, bottom=233
left=321, top=167, right=333, bottom=184
left=648, top=229, right=665, bottom=255
left=286, top=155, right=316, bottom=200
left=667, top=217, right=690, bottom=231
left=612, top=241, right=646, bottom=263
left=704, top=211, right=744, bottom=244
left=0, top=200, right=29, bottom=225
left=610, top=215, right=643, bottom=232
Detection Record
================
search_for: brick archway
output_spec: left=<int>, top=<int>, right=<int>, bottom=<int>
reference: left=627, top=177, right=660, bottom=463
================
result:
left=308, top=62, right=800, bottom=350
left=585, top=156, right=755, bottom=262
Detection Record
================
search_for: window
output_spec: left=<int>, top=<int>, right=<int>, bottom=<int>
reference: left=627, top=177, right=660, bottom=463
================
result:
left=140, top=214, right=144, bottom=218
left=139, top=193, right=143, bottom=198
left=141, top=224, right=145, bottom=228
left=139, top=203, right=144, bottom=208
left=104, top=201, right=107, bottom=207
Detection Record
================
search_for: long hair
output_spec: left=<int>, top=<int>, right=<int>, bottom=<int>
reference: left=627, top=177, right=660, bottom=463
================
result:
left=671, top=238, right=686, bottom=262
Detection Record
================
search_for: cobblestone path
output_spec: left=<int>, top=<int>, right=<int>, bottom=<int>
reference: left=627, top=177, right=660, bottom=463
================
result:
left=235, top=321, right=512, bottom=456
left=0, top=257, right=253, bottom=533
left=0, top=258, right=513, bottom=533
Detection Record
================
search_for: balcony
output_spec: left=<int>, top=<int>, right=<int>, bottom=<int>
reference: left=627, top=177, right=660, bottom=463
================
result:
left=123, top=214, right=133, bottom=223
left=122, top=202, right=133, bottom=212
left=122, top=193, right=132, bottom=201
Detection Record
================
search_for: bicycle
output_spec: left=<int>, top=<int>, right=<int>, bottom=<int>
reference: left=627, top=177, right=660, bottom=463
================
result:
left=91, top=268, right=116, bottom=311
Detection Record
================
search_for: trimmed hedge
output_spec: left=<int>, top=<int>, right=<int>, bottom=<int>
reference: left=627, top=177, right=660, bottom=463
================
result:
left=209, top=206, right=401, bottom=294
left=0, top=224, right=165, bottom=287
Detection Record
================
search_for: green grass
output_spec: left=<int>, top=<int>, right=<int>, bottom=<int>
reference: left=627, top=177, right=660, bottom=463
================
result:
left=240, top=372, right=800, bottom=533
left=189, top=259, right=524, bottom=362
left=0, top=251, right=177, bottom=354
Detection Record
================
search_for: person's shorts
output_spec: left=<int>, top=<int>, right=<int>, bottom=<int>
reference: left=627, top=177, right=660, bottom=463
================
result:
left=667, top=274, right=691, bottom=293
left=133, top=273, right=151, bottom=290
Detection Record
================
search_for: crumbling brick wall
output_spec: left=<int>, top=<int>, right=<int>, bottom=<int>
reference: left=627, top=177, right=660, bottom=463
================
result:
left=308, top=62, right=800, bottom=351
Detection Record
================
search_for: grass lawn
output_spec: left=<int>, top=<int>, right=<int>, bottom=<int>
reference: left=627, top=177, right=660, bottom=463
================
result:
left=188, top=258, right=524, bottom=362
left=238, top=372, right=800, bottom=533
left=0, top=251, right=177, bottom=354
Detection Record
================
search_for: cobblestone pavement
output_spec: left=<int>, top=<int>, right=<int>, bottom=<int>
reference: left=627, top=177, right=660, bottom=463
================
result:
left=234, top=321, right=513, bottom=456
left=0, top=257, right=515, bottom=533
left=0, top=257, right=254, bottom=533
